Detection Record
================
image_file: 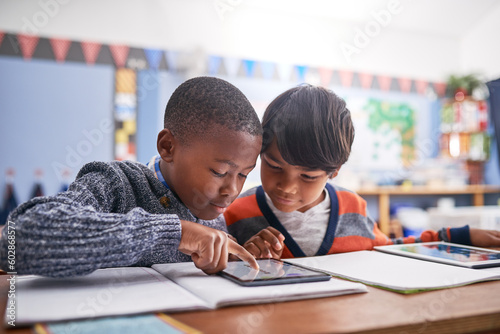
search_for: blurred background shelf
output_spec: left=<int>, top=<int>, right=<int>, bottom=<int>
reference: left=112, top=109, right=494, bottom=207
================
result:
left=357, top=185, right=500, bottom=234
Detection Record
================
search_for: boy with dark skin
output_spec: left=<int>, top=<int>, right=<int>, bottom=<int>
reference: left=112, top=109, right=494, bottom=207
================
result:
left=0, top=77, right=260, bottom=277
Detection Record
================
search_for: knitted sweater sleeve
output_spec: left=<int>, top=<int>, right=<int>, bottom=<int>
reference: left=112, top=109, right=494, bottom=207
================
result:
left=0, top=171, right=182, bottom=278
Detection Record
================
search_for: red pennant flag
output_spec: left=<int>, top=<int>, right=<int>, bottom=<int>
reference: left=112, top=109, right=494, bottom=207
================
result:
left=81, top=41, right=102, bottom=65
left=358, top=72, right=373, bottom=89
left=0, top=32, right=5, bottom=48
left=338, top=70, right=353, bottom=87
left=49, top=38, right=71, bottom=63
left=17, top=34, right=40, bottom=60
left=110, top=44, right=130, bottom=68
left=433, top=82, right=447, bottom=97
left=398, top=77, right=412, bottom=93
left=318, top=67, right=333, bottom=87
left=415, top=79, right=428, bottom=95
left=377, top=75, right=392, bottom=91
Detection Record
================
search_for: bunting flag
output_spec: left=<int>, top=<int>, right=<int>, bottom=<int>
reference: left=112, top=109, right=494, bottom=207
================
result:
left=260, top=61, right=275, bottom=80
left=49, top=38, right=71, bottom=63
left=243, top=59, right=256, bottom=77
left=224, top=57, right=241, bottom=77
left=144, top=49, right=162, bottom=70
left=377, top=75, right=392, bottom=91
left=109, top=44, right=130, bottom=68
left=276, top=63, right=293, bottom=82
left=398, top=77, right=412, bottom=93
left=358, top=72, right=373, bottom=89
left=81, top=41, right=102, bottom=65
left=318, top=67, right=333, bottom=87
left=1, top=170, right=19, bottom=225
left=17, top=34, right=40, bottom=60
left=295, top=65, right=308, bottom=83
left=0, top=31, right=449, bottom=97
left=30, top=169, right=45, bottom=198
left=433, top=82, right=447, bottom=97
left=338, top=70, right=353, bottom=87
left=165, top=50, right=178, bottom=72
left=208, top=55, right=222, bottom=75
left=58, top=168, right=72, bottom=193
left=30, top=182, right=44, bottom=198
left=415, top=79, right=428, bottom=95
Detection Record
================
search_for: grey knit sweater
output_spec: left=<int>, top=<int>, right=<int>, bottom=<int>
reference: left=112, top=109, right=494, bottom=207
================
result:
left=0, top=161, right=227, bottom=278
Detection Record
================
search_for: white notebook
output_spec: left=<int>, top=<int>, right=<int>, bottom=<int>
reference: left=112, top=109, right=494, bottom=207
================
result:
left=287, top=250, right=500, bottom=294
left=9, top=262, right=367, bottom=326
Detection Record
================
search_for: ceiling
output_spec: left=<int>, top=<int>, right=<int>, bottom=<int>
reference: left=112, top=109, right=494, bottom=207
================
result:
left=245, top=0, right=500, bottom=39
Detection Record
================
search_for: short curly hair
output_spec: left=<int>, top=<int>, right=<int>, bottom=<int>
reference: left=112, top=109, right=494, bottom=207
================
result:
left=164, top=77, right=262, bottom=143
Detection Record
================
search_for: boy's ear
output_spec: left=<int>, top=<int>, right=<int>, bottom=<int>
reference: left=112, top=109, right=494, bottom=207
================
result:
left=157, top=129, right=176, bottom=162
left=329, top=168, right=340, bottom=179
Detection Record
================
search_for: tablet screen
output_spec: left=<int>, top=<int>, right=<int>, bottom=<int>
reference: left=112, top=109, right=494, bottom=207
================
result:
left=219, top=259, right=331, bottom=286
left=397, top=243, right=500, bottom=263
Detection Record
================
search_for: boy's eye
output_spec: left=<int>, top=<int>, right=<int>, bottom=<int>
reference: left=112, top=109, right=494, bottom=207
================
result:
left=301, top=174, right=319, bottom=181
left=238, top=173, right=248, bottom=179
left=264, top=159, right=282, bottom=170
left=210, top=169, right=227, bottom=177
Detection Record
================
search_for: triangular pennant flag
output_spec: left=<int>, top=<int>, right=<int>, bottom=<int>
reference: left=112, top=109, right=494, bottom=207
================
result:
left=377, top=75, right=392, bottom=91
left=1, top=184, right=19, bottom=225
left=81, top=41, right=102, bottom=65
left=224, top=57, right=241, bottom=77
left=1, top=169, right=19, bottom=225
left=49, top=38, right=71, bottom=63
left=109, top=44, right=130, bottom=68
left=276, top=63, right=293, bottom=82
left=165, top=50, right=178, bottom=72
left=295, top=65, right=308, bottom=82
left=208, top=55, right=222, bottom=75
left=30, top=183, right=44, bottom=198
left=415, top=79, right=428, bottom=95
left=433, top=82, right=447, bottom=97
left=144, top=49, right=163, bottom=70
left=0, top=32, right=5, bottom=48
left=30, top=169, right=44, bottom=198
left=338, top=70, right=354, bottom=87
left=318, top=67, right=333, bottom=87
left=260, top=61, right=275, bottom=80
left=243, top=59, right=256, bottom=77
left=17, top=34, right=40, bottom=60
left=398, top=77, right=412, bottom=93
left=358, top=72, right=373, bottom=89
left=58, top=168, right=71, bottom=193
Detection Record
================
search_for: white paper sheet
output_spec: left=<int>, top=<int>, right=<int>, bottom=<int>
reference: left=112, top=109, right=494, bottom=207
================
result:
left=11, top=267, right=208, bottom=326
left=286, top=251, right=500, bottom=293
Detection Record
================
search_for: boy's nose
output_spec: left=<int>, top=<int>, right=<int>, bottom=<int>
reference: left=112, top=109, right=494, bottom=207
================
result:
left=220, top=177, right=239, bottom=198
left=277, top=175, right=297, bottom=194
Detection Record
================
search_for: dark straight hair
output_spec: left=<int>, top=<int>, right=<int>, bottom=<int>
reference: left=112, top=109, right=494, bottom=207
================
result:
left=262, top=84, right=354, bottom=175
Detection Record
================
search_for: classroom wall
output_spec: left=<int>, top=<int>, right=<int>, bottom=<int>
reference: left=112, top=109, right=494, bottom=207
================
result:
left=460, top=4, right=500, bottom=80
left=1, top=1, right=499, bottom=219
left=0, top=0, right=479, bottom=82
left=0, top=56, right=114, bottom=203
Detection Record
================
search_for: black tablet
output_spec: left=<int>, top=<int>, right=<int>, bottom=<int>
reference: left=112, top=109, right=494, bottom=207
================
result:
left=374, top=242, right=500, bottom=269
left=218, top=258, right=331, bottom=286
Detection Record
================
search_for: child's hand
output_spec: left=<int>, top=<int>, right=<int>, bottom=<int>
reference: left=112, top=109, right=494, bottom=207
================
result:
left=178, top=220, right=259, bottom=274
left=469, top=228, right=500, bottom=247
left=243, top=227, right=285, bottom=259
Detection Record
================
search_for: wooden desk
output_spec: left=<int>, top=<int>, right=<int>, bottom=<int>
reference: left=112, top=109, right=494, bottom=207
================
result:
left=1, top=275, right=500, bottom=334
left=357, top=185, right=500, bottom=235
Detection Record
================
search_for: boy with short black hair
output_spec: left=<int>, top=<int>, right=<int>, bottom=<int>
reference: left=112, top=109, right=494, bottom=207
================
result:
left=225, top=84, right=500, bottom=259
left=0, top=76, right=261, bottom=277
